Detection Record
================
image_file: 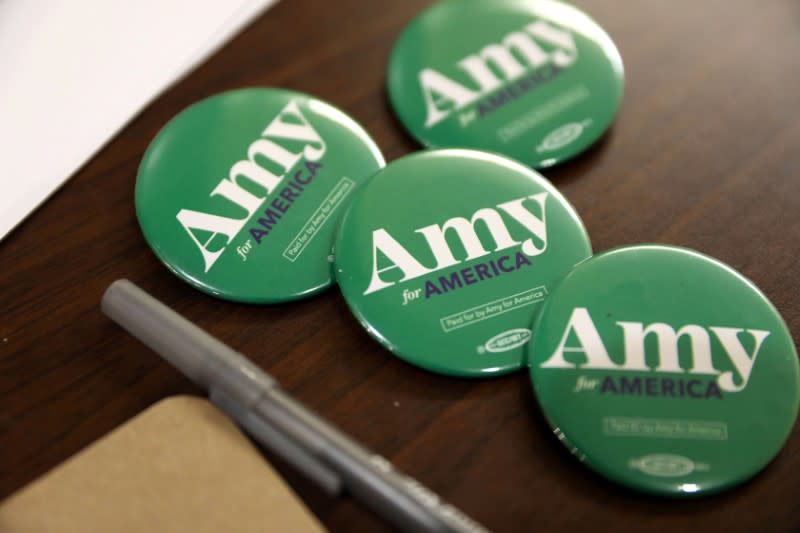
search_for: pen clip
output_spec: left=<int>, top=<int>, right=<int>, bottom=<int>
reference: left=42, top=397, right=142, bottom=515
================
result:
left=209, top=387, right=343, bottom=496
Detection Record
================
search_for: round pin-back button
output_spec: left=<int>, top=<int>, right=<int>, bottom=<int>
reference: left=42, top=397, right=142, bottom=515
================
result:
left=334, top=149, right=591, bottom=377
left=528, top=245, right=800, bottom=496
left=387, top=0, right=624, bottom=168
left=136, top=88, right=385, bottom=302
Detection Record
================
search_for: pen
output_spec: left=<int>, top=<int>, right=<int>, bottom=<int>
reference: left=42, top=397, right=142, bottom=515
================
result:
left=101, top=279, right=489, bottom=533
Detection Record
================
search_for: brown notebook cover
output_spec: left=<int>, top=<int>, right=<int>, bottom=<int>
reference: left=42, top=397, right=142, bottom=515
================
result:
left=0, top=395, right=326, bottom=533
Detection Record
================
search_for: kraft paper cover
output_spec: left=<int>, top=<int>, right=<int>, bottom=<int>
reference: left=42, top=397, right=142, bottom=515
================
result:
left=0, top=395, right=326, bottom=533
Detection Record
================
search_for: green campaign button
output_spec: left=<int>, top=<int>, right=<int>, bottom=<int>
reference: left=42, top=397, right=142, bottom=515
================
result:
left=333, top=149, right=591, bottom=377
left=387, top=0, right=624, bottom=168
left=136, top=88, right=384, bottom=302
left=528, top=245, right=800, bottom=495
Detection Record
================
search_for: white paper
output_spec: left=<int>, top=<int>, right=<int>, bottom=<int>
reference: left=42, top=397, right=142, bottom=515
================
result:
left=0, top=0, right=278, bottom=241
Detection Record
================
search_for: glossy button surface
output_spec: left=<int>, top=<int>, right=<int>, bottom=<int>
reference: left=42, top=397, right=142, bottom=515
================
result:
left=528, top=245, right=800, bottom=495
left=387, top=0, right=624, bottom=168
left=136, top=88, right=384, bottom=302
left=334, top=149, right=591, bottom=377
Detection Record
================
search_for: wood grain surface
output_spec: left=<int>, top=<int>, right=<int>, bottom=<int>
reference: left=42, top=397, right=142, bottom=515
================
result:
left=2, top=0, right=799, bottom=531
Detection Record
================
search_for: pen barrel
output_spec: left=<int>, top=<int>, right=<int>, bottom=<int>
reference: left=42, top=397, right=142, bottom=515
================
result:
left=102, top=279, right=488, bottom=533
left=254, top=389, right=488, bottom=533
left=101, top=279, right=275, bottom=408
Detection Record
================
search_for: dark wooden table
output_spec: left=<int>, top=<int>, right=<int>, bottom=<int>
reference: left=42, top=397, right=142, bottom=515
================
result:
left=2, top=0, right=799, bottom=531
